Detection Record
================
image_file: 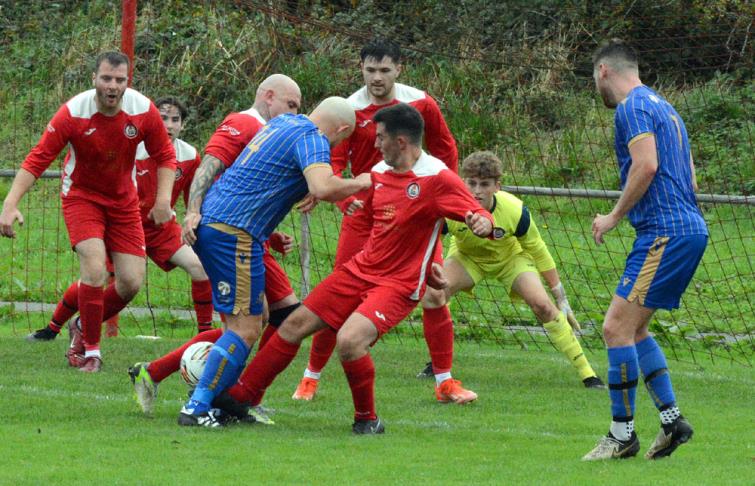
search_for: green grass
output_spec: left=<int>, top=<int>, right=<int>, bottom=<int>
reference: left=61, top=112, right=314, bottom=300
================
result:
left=0, top=328, right=751, bottom=485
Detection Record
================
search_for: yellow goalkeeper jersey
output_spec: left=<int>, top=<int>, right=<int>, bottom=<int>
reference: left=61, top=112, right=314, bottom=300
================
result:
left=446, top=191, right=555, bottom=273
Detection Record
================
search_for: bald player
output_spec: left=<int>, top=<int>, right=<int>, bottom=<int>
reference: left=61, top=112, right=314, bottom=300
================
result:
left=178, top=96, right=372, bottom=427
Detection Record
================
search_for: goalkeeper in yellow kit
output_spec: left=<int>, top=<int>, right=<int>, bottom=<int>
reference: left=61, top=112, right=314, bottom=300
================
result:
left=419, top=151, right=605, bottom=392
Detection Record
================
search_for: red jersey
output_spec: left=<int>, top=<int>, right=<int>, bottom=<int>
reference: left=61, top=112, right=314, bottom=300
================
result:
left=21, top=88, right=176, bottom=208
left=135, top=138, right=201, bottom=224
left=332, top=83, right=458, bottom=212
left=203, top=108, right=266, bottom=168
left=345, top=151, right=493, bottom=300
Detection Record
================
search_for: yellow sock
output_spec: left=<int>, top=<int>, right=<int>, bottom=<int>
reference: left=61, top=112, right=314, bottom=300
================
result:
left=543, top=312, right=595, bottom=381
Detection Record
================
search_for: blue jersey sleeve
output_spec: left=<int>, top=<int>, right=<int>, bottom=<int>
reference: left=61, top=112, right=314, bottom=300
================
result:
left=617, top=96, right=654, bottom=148
left=294, top=132, right=331, bottom=172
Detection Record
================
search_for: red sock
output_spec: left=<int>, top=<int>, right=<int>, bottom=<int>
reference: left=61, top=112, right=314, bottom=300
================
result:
left=147, top=328, right=223, bottom=383
left=191, top=279, right=214, bottom=331
left=307, top=327, right=337, bottom=373
left=257, top=324, right=276, bottom=350
left=422, top=306, right=454, bottom=374
left=229, top=331, right=300, bottom=406
left=101, top=283, right=129, bottom=321
left=79, top=282, right=104, bottom=351
left=342, top=354, right=377, bottom=421
left=49, top=281, right=79, bottom=332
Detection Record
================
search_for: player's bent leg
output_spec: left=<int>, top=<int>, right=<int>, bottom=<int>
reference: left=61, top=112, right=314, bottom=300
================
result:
left=75, top=239, right=109, bottom=372
left=513, top=271, right=603, bottom=387
left=335, top=314, right=385, bottom=434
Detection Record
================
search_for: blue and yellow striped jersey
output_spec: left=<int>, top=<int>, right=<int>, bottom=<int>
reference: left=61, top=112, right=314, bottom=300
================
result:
left=614, top=86, right=707, bottom=237
left=201, top=114, right=331, bottom=239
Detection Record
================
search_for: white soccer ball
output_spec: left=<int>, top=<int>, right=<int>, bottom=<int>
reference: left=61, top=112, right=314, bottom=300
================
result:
left=180, top=341, right=213, bottom=387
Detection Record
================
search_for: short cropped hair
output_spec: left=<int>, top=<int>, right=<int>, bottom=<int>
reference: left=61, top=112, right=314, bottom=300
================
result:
left=95, top=51, right=130, bottom=72
left=592, top=39, right=638, bottom=73
left=155, top=96, right=189, bottom=120
left=373, top=103, right=424, bottom=146
left=360, top=37, right=401, bottom=64
left=461, top=151, right=503, bottom=180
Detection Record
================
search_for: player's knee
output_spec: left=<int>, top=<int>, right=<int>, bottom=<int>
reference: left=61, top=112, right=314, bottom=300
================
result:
left=185, top=260, right=208, bottom=281
left=422, top=287, right=447, bottom=309
left=277, top=308, right=312, bottom=343
left=116, top=271, right=144, bottom=299
left=601, top=317, right=623, bottom=344
left=531, top=300, right=557, bottom=323
left=335, top=329, right=370, bottom=361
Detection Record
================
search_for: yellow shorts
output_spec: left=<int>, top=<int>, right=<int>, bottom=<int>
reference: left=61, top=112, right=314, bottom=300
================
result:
left=446, top=249, right=537, bottom=299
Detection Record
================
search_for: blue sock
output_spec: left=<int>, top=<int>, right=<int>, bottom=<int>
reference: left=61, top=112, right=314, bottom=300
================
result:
left=184, top=330, right=250, bottom=414
left=607, top=345, right=639, bottom=421
left=636, top=335, right=676, bottom=410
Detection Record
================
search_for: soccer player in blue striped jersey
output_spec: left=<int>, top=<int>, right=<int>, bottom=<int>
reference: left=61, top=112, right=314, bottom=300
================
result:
left=177, top=96, right=372, bottom=427
left=583, top=39, right=708, bottom=460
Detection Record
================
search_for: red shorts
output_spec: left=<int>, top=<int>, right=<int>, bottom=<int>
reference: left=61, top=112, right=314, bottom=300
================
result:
left=263, top=245, right=294, bottom=304
left=143, top=219, right=184, bottom=271
left=304, top=266, right=417, bottom=336
left=62, top=196, right=145, bottom=257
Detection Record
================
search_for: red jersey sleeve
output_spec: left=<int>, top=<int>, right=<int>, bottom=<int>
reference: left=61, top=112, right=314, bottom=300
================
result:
left=21, top=105, right=73, bottom=177
left=142, top=103, right=176, bottom=171
left=422, top=95, right=458, bottom=173
left=432, top=169, right=493, bottom=225
left=330, top=139, right=357, bottom=213
left=182, top=152, right=202, bottom=207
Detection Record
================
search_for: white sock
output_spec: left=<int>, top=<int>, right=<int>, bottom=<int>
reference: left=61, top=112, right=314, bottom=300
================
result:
left=610, top=420, right=634, bottom=441
left=660, top=406, right=681, bottom=425
left=303, top=368, right=321, bottom=380
left=84, top=349, right=101, bottom=359
left=435, top=372, right=452, bottom=385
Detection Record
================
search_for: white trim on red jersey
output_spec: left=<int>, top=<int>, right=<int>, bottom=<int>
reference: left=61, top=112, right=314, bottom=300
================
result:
left=238, top=107, right=267, bottom=125
left=412, top=218, right=444, bottom=300
left=347, top=83, right=427, bottom=110
left=136, top=138, right=197, bottom=163
left=66, top=88, right=152, bottom=119
left=371, top=150, right=447, bottom=177
left=61, top=149, right=76, bottom=196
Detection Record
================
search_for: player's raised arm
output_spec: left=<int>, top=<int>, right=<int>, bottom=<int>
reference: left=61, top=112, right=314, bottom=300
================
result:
left=304, top=166, right=372, bottom=202
left=434, top=170, right=493, bottom=237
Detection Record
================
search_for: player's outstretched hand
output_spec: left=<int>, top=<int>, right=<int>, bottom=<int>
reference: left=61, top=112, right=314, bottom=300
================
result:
left=269, top=231, right=294, bottom=255
left=465, top=210, right=492, bottom=237
left=296, top=193, right=319, bottom=213
left=592, top=212, right=619, bottom=245
left=551, top=282, right=581, bottom=331
left=345, top=199, right=364, bottom=216
left=354, top=172, right=372, bottom=190
left=427, top=262, right=449, bottom=290
left=0, top=205, right=23, bottom=238
left=149, top=200, right=173, bottom=226
left=182, top=211, right=202, bottom=246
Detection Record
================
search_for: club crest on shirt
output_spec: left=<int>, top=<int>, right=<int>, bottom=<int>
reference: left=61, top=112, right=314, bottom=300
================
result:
left=124, top=123, right=138, bottom=139
left=492, top=227, right=505, bottom=239
left=406, top=182, right=420, bottom=199
left=175, top=167, right=183, bottom=180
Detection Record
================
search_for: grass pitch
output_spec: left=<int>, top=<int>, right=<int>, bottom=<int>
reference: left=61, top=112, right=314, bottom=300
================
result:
left=0, top=327, right=751, bottom=485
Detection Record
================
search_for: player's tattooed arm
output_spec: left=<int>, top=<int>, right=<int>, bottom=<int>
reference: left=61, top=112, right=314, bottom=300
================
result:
left=182, top=154, right=225, bottom=245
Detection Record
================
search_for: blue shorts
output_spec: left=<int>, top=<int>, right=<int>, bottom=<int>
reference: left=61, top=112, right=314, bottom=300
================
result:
left=616, top=234, right=707, bottom=310
left=193, top=223, right=265, bottom=316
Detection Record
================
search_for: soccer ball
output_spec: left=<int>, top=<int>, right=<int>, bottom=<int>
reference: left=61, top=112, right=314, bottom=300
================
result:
left=180, top=341, right=213, bottom=387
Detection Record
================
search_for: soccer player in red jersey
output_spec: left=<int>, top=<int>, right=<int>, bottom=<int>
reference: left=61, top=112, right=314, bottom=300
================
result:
left=0, top=52, right=176, bottom=372
left=217, top=103, right=494, bottom=433
left=27, top=96, right=217, bottom=344
left=292, top=37, right=473, bottom=403
left=127, top=75, right=304, bottom=419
